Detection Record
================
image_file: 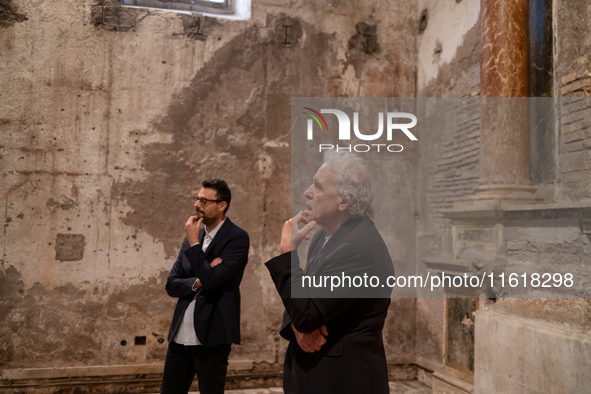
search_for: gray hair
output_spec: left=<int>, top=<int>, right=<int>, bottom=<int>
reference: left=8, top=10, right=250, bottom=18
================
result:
left=323, top=150, right=374, bottom=219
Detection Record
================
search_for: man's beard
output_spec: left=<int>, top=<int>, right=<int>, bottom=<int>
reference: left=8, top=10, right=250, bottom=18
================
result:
left=196, top=210, right=214, bottom=226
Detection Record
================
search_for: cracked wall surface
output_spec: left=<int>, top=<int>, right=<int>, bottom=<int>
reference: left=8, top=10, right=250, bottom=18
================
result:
left=0, top=0, right=417, bottom=384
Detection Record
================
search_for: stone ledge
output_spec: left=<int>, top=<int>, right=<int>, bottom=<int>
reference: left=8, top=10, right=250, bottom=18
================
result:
left=423, top=258, right=473, bottom=275
left=433, top=370, right=474, bottom=394
left=1, top=360, right=254, bottom=381
left=444, top=201, right=591, bottom=219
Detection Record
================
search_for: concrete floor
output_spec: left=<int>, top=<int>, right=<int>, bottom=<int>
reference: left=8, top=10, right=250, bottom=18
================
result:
left=170, top=380, right=432, bottom=394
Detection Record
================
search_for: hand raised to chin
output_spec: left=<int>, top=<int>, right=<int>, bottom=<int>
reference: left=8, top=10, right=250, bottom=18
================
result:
left=279, top=211, right=317, bottom=254
left=185, top=216, right=203, bottom=246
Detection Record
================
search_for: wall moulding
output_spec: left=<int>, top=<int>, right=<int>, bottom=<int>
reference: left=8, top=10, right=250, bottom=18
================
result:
left=445, top=202, right=591, bottom=228
left=0, top=362, right=255, bottom=391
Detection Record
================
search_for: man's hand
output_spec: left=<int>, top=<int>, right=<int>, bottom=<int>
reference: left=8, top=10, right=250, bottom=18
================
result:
left=185, top=216, right=203, bottom=246
left=291, top=323, right=328, bottom=353
left=280, top=211, right=317, bottom=254
left=192, top=259, right=222, bottom=291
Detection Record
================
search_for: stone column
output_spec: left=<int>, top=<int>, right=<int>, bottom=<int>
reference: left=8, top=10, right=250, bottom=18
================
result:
left=469, top=0, right=536, bottom=203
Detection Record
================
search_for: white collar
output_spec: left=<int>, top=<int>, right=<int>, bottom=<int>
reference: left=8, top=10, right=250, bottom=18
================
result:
left=205, top=218, right=226, bottom=240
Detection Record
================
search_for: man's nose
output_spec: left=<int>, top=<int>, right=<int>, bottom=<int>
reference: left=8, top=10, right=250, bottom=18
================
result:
left=303, top=185, right=313, bottom=199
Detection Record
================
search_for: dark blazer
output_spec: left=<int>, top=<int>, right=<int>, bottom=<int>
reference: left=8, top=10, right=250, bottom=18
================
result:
left=266, top=217, right=395, bottom=394
left=165, top=218, right=249, bottom=347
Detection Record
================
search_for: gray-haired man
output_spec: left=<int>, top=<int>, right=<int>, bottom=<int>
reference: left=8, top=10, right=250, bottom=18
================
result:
left=265, top=151, right=395, bottom=394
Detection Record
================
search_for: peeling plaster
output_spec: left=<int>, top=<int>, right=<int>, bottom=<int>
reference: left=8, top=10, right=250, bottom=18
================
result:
left=417, top=0, right=480, bottom=91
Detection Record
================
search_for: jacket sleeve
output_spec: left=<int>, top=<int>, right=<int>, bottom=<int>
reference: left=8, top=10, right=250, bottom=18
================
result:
left=184, top=231, right=250, bottom=291
left=165, top=239, right=199, bottom=298
left=279, top=310, right=295, bottom=341
left=265, top=251, right=358, bottom=334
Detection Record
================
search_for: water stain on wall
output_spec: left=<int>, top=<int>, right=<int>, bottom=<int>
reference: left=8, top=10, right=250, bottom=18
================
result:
left=181, top=15, right=220, bottom=41
left=114, top=19, right=338, bottom=259
left=0, top=265, right=172, bottom=368
left=91, top=0, right=147, bottom=32
left=0, top=0, right=27, bottom=27
left=345, top=22, right=381, bottom=78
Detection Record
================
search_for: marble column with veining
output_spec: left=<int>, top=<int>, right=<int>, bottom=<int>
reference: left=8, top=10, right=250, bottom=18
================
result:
left=470, top=0, right=536, bottom=202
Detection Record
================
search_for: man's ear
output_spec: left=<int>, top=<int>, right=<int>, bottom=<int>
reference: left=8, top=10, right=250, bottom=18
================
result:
left=219, top=201, right=228, bottom=213
left=338, top=194, right=353, bottom=212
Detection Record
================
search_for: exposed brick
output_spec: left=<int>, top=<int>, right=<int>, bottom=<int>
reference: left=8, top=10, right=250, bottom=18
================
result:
left=561, top=73, right=577, bottom=85
left=562, top=97, right=589, bottom=112
left=561, top=107, right=591, bottom=125
left=563, top=129, right=586, bottom=144
left=562, top=170, right=591, bottom=183
left=561, top=78, right=591, bottom=95
left=563, top=118, right=591, bottom=134
left=563, top=140, right=589, bottom=153
left=425, top=98, right=481, bottom=213
left=561, top=151, right=591, bottom=173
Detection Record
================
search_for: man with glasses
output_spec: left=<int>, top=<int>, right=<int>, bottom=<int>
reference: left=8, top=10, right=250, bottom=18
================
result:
left=161, top=179, right=249, bottom=394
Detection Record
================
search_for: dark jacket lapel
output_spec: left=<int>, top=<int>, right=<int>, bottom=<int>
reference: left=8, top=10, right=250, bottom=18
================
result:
left=307, top=230, right=326, bottom=262
left=305, top=217, right=364, bottom=275
left=198, top=227, right=205, bottom=245
left=204, top=217, right=233, bottom=256
left=316, top=217, right=363, bottom=255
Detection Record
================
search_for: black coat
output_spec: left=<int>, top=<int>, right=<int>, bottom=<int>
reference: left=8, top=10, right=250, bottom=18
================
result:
left=266, top=217, right=395, bottom=394
left=165, top=218, right=249, bottom=346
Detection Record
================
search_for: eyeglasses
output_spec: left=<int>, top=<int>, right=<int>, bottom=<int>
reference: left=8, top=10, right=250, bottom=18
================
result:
left=194, top=196, right=221, bottom=206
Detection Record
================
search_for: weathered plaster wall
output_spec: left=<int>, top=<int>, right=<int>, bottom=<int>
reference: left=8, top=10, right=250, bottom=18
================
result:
left=475, top=310, right=591, bottom=393
left=0, top=0, right=417, bottom=385
left=414, top=0, right=481, bottom=375
left=417, top=0, right=481, bottom=97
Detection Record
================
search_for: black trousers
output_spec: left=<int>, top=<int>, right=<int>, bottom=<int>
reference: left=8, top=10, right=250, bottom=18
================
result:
left=160, top=341, right=232, bottom=394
